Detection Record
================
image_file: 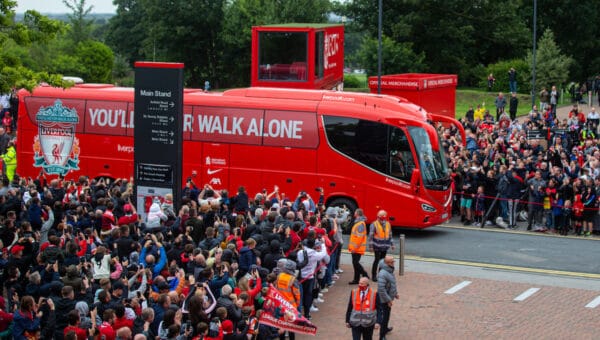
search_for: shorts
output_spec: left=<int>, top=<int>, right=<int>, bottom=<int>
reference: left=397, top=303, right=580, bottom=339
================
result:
left=460, top=198, right=473, bottom=209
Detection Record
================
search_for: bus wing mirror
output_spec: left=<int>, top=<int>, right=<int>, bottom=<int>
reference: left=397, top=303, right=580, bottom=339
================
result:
left=411, top=168, right=421, bottom=194
left=423, top=123, right=440, bottom=152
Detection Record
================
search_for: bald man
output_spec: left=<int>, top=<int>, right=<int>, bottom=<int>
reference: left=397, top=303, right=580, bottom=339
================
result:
left=368, top=210, right=393, bottom=281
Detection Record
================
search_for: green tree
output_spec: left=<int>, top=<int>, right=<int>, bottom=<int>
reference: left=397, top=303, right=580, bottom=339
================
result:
left=520, top=0, right=599, bottom=81
left=357, top=35, right=425, bottom=76
left=340, top=0, right=529, bottom=85
left=63, top=0, right=94, bottom=46
left=105, top=0, right=147, bottom=65
left=75, top=40, right=114, bottom=83
left=527, top=29, right=573, bottom=92
left=0, top=3, right=67, bottom=91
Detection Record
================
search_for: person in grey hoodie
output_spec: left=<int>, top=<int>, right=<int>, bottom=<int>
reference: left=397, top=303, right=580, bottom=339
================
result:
left=377, top=256, right=398, bottom=340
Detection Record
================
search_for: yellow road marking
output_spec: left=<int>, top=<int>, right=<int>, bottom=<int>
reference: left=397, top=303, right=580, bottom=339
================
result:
left=438, top=224, right=600, bottom=241
left=342, top=250, right=600, bottom=279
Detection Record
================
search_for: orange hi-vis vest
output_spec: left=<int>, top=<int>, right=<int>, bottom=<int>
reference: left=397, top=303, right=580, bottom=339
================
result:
left=276, top=272, right=300, bottom=308
left=374, top=220, right=390, bottom=240
left=348, top=287, right=377, bottom=327
left=348, top=221, right=367, bottom=255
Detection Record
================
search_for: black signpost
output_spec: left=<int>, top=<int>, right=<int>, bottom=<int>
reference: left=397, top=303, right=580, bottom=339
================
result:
left=134, top=62, right=184, bottom=219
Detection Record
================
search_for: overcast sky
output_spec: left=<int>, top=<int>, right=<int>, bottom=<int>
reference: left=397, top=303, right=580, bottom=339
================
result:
left=16, top=0, right=116, bottom=14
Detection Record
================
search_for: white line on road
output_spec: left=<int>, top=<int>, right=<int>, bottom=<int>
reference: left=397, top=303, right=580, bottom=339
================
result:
left=444, top=281, right=472, bottom=294
left=514, top=288, right=540, bottom=301
left=585, top=296, right=600, bottom=308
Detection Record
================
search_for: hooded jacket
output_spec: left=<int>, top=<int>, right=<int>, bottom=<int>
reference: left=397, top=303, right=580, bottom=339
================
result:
left=377, top=260, right=398, bottom=304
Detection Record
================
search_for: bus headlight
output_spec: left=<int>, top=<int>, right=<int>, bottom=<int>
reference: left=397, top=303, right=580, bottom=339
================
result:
left=421, top=204, right=436, bottom=212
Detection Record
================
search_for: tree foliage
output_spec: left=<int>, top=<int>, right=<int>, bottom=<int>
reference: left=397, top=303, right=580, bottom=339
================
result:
left=63, top=0, right=94, bottom=46
left=527, top=29, right=573, bottom=91
left=0, top=1, right=67, bottom=91
left=357, top=35, right=425, bottom=76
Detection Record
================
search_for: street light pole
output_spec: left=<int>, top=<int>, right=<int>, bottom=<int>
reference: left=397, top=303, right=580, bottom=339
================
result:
left=531, top=0, right=537, bottom=108
left=377, top=0, right=382, bottom=94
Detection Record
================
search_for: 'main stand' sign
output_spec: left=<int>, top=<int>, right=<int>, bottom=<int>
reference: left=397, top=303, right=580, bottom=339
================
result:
left=134, top=62, right=184, bottom=220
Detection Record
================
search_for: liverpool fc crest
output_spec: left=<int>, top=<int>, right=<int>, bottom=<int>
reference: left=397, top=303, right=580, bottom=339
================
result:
left=33, top=100, right=80, bottom=176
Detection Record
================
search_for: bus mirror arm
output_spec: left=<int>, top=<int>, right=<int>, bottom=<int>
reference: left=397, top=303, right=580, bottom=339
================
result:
left=411, top=169, right=421, bottom=194
left=430, top=114, right=466, bottom=147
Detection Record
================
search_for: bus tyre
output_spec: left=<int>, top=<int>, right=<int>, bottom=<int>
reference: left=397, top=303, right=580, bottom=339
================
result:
left=327, top=198, right=357, bottom=234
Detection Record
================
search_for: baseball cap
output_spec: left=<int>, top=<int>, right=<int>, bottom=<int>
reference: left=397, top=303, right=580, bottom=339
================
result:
left=10, top=245, right=24, bottom=255
left=124, top=204, right=132, bottom=212
left=222, top=320, right=233, bottom=334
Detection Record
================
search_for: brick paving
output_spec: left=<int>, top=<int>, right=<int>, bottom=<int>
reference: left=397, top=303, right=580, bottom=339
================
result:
left=297, top=262, right=600, bottom=339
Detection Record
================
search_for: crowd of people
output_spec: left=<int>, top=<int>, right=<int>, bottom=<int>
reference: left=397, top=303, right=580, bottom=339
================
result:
left=447, top=87, right=600, bottom=236
left=0, top=171, right=401, bottom=340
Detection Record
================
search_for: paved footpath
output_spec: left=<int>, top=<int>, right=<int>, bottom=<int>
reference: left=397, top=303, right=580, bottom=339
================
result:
left=297, top=252, right=600, bottom=339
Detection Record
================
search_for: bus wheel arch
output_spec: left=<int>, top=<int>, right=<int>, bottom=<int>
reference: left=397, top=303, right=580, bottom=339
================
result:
left=325, top=196, right=357, bottom=234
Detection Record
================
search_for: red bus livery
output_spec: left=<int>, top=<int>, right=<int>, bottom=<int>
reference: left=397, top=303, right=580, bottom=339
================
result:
left=18, top=85, right=454, bottom=228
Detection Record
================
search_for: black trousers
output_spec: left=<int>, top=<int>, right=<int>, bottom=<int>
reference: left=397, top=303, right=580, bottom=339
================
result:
left=379, top=303, right=392, bottom=340
left=352, top=325, right=375, bottom=340
left=352, top=252, right=369, bottom=282
left=371, top=250, right=387, bottom=280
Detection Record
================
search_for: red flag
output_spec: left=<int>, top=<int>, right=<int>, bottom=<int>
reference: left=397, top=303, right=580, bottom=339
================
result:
left=259, top=284, right=318, bottom=336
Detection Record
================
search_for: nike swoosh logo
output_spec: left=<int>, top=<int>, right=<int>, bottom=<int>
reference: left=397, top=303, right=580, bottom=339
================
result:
left=207, top=169, right=223, bottom=175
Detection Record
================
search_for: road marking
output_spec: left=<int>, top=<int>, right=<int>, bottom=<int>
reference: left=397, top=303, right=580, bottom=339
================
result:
left=514, top=288, right=540, bottom=301
left=444, top=281, right=471, bottom=294
left=585, top=296, right=600, bottom=308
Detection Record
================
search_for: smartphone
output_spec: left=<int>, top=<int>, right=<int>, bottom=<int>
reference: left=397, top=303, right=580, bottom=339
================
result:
left=79, top=256, right=86, bottom=264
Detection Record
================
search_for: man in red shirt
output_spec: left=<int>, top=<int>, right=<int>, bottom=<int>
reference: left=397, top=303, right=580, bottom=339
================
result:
left=98, top=309, right=117, bottom=340
left=63, top=308, right=97, bottom=340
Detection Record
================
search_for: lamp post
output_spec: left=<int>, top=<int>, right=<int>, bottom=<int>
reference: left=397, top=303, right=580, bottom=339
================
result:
left=531, top=0, right=537, bottom=108
left=377, top=0, right=382, bottom=94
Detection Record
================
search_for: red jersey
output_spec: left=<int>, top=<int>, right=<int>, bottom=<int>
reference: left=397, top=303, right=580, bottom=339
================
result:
left=63, top=325, right=87, bottom=340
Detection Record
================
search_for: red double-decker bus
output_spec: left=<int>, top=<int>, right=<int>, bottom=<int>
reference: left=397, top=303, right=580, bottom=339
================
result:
left=16, top=84, right=457, bottom=228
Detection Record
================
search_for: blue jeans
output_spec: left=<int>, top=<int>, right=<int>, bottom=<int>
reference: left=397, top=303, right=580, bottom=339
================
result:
left=499, top=196, right=508, bottom=219
left=509, top=80, right=517, bottom=93
left=325, top=246, right=338, bottom=286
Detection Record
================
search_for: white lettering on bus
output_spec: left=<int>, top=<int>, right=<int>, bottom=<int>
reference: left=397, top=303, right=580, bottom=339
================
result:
left=198, top=115, right=244, bottom=135
left=183, top=114, right=193, bottom=132
left=117, top=144, right=134, bottom=153
left=266, top=119, right=303, bottom=139
left=246, top=118, right=264, bottom=136
left=89, top=108, right=133, bottom=128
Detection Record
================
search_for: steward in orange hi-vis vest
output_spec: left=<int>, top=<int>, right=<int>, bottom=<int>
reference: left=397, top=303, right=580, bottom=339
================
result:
left=348, top=220, right=367, bottom=255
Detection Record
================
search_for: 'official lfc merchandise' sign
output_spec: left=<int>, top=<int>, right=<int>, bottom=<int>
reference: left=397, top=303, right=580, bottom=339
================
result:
left=33, top=100, right=80, bottom=176
left=259, top=284, right=317, bottom=336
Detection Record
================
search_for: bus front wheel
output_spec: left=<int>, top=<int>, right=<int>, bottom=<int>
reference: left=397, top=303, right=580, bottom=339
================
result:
left=327, top=197, right=357, bottom=234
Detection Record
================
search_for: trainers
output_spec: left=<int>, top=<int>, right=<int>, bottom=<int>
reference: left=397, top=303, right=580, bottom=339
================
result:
left=318, top=293, right=324, bottom=298
left=336, top=269, right=344, bottom=274
left=320, top=288, right=329, bottom=293
left=485, top=220, right=493, bottom=226
left=315, top=297, right=325, bottom=304
left=463, top=220, right=472, bottom=226
left=473, top=222, right=481, bottom=227
left=332, top=274, right=340, bottom=280
left=310, top=306, right=319, bottom=312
